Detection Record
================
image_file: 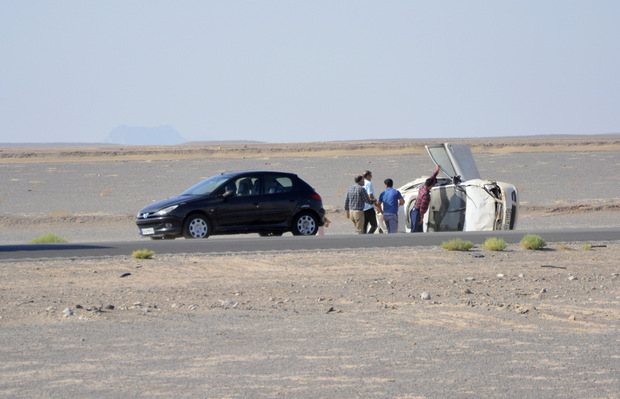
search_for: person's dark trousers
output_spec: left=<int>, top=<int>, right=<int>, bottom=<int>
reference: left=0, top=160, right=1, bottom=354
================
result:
left=364, top=208, right=377, bottom=234
left=410, top=208, right=423, bottom=232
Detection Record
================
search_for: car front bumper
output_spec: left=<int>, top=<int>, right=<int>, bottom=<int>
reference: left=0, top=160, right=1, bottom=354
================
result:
left=135, top=216, right=183, bottom=237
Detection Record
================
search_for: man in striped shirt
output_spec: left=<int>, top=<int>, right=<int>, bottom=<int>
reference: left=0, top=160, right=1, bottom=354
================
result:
left=410, top=165, right=440, bottom=233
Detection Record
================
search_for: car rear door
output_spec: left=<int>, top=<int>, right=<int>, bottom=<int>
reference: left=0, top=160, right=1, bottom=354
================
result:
left=259, top=173, right=298, bottom=226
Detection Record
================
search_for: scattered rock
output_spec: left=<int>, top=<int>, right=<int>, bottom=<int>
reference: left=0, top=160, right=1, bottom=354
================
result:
left=420, top=292, right=431, bottom=300
left=462, top=288, right=473, bottom=294
left=568, top=275, right=578, bottom=281
left=63, top=308, right=74, bottom=316
left=120, top=273, right=131, bottom=278
left=219, top=300, right=238, bottom=308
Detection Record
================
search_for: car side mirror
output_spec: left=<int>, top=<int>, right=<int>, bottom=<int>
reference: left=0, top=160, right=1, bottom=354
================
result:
left=223, top=189, right=235, bottom=199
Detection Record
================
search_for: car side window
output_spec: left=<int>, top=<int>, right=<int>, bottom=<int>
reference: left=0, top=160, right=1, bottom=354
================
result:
left=233, top=176, right=261, bottom=196
left=264, top=176, right=293, bottom=194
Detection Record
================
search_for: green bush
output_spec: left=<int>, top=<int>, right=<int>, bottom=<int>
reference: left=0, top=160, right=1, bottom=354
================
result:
left=482, top=237, right=507, bottom=251
left=28, top=234, right=68, bottom=244
left=441, top=238, right=474, bottom=251
left=132, top=249, right=155, bottom=259
left=520, top=234, right=546, bottom=250
left=582, top=244, right=592, bottom=251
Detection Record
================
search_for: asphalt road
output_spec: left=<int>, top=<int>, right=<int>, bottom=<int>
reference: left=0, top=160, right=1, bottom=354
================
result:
left=1, top=227, right=618, bottom=260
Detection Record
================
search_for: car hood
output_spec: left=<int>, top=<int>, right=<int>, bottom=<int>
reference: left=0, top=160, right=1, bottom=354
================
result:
left=426, top=143, right=481, bottom=181
left=139, top=195, right=192, bottom=213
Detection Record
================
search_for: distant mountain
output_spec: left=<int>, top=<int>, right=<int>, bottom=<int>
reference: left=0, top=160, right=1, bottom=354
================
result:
left=105, top=125, right=186, bottom=145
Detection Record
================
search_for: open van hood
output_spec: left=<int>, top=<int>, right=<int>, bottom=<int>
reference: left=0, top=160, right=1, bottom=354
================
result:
left=425, top=143, right=481, bottom=181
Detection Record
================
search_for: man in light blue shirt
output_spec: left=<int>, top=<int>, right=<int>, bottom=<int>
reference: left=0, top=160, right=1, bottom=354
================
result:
left=378, top=178, right=404, bottom=234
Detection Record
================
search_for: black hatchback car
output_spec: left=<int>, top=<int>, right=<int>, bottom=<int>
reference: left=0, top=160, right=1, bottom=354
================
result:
left=136, top=171, right=325, bottom=239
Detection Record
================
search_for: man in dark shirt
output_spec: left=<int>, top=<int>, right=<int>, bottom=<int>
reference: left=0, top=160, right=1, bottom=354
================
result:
left=410, top=165, right=440, bottom=233
left=344, top=175, right=375, bottom=234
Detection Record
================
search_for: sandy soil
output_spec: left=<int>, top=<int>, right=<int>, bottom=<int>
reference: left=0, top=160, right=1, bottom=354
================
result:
left=1, top=243, right=619, bottom=397
left=1, top=136, right=619, bottom=397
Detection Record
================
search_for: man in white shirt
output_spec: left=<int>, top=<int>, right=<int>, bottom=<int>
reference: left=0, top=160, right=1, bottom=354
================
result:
left=362, top=170, right=379, bottom=234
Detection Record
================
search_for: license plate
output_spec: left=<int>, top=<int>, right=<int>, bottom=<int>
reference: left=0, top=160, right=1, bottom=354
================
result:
left=141, top=228, right=155, bottom=235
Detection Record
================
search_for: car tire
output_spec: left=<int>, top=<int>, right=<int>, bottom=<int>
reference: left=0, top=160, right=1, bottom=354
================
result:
left=291, top=212, right=318, bottom=236
left=183, top=214, right=211, bottom=239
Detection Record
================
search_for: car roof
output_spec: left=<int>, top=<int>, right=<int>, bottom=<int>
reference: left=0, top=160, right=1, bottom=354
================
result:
left=220, top=170, right=298, bottom=178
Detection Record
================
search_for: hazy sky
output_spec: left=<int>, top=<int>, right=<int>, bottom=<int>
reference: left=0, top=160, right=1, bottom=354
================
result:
left=2, top=1, right=619, bottom=144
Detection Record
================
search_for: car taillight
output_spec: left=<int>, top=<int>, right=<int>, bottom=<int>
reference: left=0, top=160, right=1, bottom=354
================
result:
left=312, top=193, right=322, bottom=201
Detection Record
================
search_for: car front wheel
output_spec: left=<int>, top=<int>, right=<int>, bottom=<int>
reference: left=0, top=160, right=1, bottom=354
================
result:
left=183, top=214, right=211, bottom=239
left=292, top=212, right=318, bottom=236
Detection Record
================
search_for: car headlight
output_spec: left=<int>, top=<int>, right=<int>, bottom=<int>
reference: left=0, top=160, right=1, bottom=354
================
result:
left=154, top=205, right=179, bottom=216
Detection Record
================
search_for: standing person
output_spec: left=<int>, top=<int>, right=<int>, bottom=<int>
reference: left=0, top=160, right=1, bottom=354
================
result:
left=378, top=178, right=404, bottom=233
left=410, top=165, right=440, bottom=233
left=362, top=170, right=379, bottom=234
left=344, top=175, right=375, bottom=234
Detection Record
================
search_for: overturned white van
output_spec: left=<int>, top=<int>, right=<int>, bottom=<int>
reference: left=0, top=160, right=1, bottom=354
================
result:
left=398, top=143, right=519, bottom=232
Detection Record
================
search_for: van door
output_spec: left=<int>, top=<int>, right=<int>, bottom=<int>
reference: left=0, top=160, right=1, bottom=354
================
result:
left=426, top=185, right=467, bottom=232
left=426, top=143, right=481, bottom=182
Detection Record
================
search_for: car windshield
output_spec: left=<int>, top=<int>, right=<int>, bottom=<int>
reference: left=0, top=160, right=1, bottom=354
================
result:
left=181, top=174, right=231, bottom=196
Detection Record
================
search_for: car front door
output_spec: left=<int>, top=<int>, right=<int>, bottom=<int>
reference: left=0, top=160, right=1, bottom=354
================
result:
left=215, top=175, right=263, bottom=230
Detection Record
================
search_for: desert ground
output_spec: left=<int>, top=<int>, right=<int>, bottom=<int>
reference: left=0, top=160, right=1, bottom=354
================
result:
left=1, top=136, right=619, bottom=397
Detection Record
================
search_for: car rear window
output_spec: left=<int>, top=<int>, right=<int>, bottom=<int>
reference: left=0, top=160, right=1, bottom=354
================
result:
left=265, top=176, right=293, bottom=194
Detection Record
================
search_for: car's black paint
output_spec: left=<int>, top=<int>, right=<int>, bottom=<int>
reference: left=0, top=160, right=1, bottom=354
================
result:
left=136, top=171, right=325, bottom=239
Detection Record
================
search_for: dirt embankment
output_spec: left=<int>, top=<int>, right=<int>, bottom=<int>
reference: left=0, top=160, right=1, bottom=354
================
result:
left=1, top=135, right=619, bottom=164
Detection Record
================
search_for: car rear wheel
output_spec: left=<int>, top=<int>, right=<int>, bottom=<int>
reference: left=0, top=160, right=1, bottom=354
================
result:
left=183, top=214, right=211, bottom=239
left=292, top=212, right=318, bottom=236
